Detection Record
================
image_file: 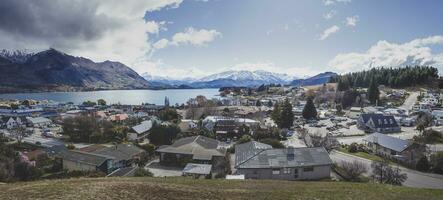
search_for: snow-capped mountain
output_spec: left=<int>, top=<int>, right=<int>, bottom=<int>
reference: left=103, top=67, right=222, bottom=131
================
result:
left=142, top=70, right=298, bottom=88
left=198, top=70, right=296, bottom=83
left=0, top=49, right=34, bottom=64
left=141, top=72, right=196, bottom=86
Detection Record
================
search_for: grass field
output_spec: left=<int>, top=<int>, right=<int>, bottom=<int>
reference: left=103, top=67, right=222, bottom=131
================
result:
left=0, top=177, right=442, bottom=200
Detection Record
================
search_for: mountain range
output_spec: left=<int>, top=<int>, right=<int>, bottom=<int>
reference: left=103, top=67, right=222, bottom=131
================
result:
left=0, top=49, right=151, bottom=92
left=143, top=70, right=337, bottom=88
left=0, top=49, right=337, bottom=92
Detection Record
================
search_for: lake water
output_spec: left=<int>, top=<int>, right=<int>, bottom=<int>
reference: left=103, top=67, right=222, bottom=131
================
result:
left=0, top=89, right=220, bottom=105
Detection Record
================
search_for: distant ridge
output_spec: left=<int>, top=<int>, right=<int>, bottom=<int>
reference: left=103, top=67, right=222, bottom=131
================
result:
left=0, top=49, right=151, bottom=93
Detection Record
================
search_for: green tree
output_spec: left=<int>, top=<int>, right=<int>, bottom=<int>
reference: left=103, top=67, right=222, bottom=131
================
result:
left=416, top=156, right=430, bottom=172
left=367, top=78, right=380, bottom=105
left=271, top=102, right=281, bottom=126
left=260, top=138, right=284, bottom=148
left=279, top=99, right=294, bottom=129
left=97, top=99, right=107, bottom=106
left=430, top=152, right=443, bottom=174
left=237, top=135, right=252, bottom=144
left=302, top=97, right=317, bottom=120
left=82, top=100, right=97, bottom=107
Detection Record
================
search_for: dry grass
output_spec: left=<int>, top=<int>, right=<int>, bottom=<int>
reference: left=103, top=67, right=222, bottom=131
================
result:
left=0, top=177, right=442, bottom=200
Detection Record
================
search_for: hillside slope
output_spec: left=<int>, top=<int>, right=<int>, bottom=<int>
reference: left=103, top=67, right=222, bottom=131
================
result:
left=0, top=49, right=151, bottom=92
left=0, top=177, right=442, bottom=200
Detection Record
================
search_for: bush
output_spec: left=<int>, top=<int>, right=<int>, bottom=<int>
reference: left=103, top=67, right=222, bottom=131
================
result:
left=260, top=138, right=284, bottom=148
left=416, top=156, right=430, bottom=172
left=430, top=152, right=443, bottom=174
left=337, top=161, right=367, bottom=182
left=348, top=143, right=359, bottom=153
left=66, top=143, right=75, bottom=150
left=134, top=168, right=153, bottom=177
left=237, top=135, right=252, bottom=144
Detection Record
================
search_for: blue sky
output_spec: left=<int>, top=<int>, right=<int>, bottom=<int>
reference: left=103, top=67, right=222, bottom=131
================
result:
left=137, top=0, right=443, bottom=78
left=2, top=0, right=443, bottom=78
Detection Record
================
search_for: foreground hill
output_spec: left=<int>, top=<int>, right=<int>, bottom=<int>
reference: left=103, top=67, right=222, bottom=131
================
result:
left=0, top=49, right=151, bottom=92
left=0, top=177, right=442, bottom=200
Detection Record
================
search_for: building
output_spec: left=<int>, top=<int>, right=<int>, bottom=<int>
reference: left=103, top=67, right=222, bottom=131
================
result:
left=234, top=141, right=332, bottom=180
left=91, top=143, right=144, bottom=169
left=363, top=133, right=424, bottom=164
left=128, top=120, right=153, bottom=141
left=26, top=117, right=52, bottom=127
left=182, top=163, right=212, bottom=179
left=357, top=113, right=401, bottom=133
left=156, top=135, right=227, bottom=167
left=346, top=107, right=363, bottom=119
left=58, top=150, right=114, bottom=174
left=432, top=110, right=443, bottom=125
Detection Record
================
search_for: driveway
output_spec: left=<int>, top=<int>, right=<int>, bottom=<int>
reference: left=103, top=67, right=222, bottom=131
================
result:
left=399, top=92, right=419, bottom=113
left=145, top=159, right=183, bottom=177
left=330, top=150, right=443, bottom=189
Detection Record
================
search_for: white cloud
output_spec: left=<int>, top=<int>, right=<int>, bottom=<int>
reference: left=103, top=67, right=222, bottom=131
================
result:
left=328, top=35, right=443, bottom=73
left=345, top=15, right=359, bottom=27
left=153, top=27, right=222, bottom=50
left=323, top=10, right=337, bottom=20
left=171, top=27, right=222, bottom=46
left=323, top=0, right=351, bottom=6
left=319, top=25, right=340, bottom=40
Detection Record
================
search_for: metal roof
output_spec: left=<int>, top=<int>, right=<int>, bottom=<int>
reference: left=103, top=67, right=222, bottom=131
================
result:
left=235, top=141, right=332, bottom=169
left=363, top=132, right=411, bottom=152
left=92, top=144, right=144, bottom=162
left=156, top=136, right=226, bottom=160
left=131, top=120, right=153, bottom=134
left=182, top=163, right=212, bottom=175
left=58, top=150, right=113, bottom=166
left=361, top=113, right=399, bottom=128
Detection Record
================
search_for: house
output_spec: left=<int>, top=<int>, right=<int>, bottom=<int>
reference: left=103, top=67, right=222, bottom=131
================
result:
left=108, top=113, right=129, bottom=122
left=156, top=135, right=227, bottom=167
left=178, top=119, right=198, bottom=133
left=26, top=117, right=52, bottom=127
left=357, top=113, right=401, bottom=133
left=363, top=133, right=424, bottom=164
left=4, top=116, right=26, bottom=129
left=91, top=143, right=144, bottom=169
left=346, top=107, right=363, bottom=119
left=182, top=163, right=212, bottom=179
left=432, top=110, right=443, bottom=125
left=128, top=120, right=153, bottom=141
left=234, top=141, right=332, bottom=180
left=57, top=150, right=115, bottom=174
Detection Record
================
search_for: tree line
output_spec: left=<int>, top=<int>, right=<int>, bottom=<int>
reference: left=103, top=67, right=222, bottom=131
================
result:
left=330, top=66, right=439, bottom=91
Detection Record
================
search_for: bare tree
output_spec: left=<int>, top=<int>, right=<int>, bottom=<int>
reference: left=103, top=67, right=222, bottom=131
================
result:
left=371, top=159, right=407, bottom=185
left=10, top=126, right=27, bottom=144
left=339, top=160, right=367, bottom=181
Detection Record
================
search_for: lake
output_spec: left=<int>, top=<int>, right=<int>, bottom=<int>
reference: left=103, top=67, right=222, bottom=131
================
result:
left=0, top=89, right=220, bottom=105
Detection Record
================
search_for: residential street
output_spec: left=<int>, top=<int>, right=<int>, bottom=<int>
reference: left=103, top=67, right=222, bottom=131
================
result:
left=399, top=92, right=419, bottom=112
left=330, top=150, right=443, bottom=189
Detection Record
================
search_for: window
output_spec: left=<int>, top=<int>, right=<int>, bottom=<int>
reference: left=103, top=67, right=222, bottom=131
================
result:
left=272, top=169, right=280, bottom=175
left=303, top=167, right=314, bottom=172
left=294, top=168, right=299, bottom=178
left=283, top=168, right=291, bottom=174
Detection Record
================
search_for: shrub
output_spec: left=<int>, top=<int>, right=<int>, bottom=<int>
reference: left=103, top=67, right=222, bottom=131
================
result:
left=416, top=156, right=430, bottom=172
left=348, top=142, right=359, bottom=153
left=260, top=138, right=284, bottom=148
left=134, top=168, right=153, bottom=177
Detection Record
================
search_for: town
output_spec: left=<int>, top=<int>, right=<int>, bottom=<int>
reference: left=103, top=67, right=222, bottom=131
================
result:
left=1, top=67, right=442, bottom=190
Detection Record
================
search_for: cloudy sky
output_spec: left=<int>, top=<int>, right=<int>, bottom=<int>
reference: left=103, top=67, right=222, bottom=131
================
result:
left=1, top=0, right=443, bottom=79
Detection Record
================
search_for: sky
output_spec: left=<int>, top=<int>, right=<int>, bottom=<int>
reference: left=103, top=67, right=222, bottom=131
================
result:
left=1, top=0, right=443, bottom=79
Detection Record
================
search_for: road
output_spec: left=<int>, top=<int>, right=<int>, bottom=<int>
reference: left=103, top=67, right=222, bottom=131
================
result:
left=399, top=92, right=419, bottom=113
left=330, top=150, right=443, bottom=189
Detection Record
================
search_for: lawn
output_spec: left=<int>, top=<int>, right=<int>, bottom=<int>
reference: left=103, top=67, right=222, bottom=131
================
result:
left=337, top=147, right=395, bottom=164
left=0, top=177, right=442, bottom=200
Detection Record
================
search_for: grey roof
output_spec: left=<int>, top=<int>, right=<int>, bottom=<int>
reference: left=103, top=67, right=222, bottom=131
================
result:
left=363, top=132, right=411, bottom=152
left=131, top=120, right=153, bottom=134
left=157, top=136, right=226, bottom=160
left=361, top=114, right=399, bottom=128
left=235, top=141, right=332, bottom=169
left=27, top=117, right=52, bottom=124
left=58, top=150, right=113, bottom=166
left=92, top=144, right=144, bottom=162
left=182, top=163, right=212, bottom=175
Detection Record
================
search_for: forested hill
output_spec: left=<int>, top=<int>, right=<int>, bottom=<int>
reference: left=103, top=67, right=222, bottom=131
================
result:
left=329, top=66, right=439, bottom=90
